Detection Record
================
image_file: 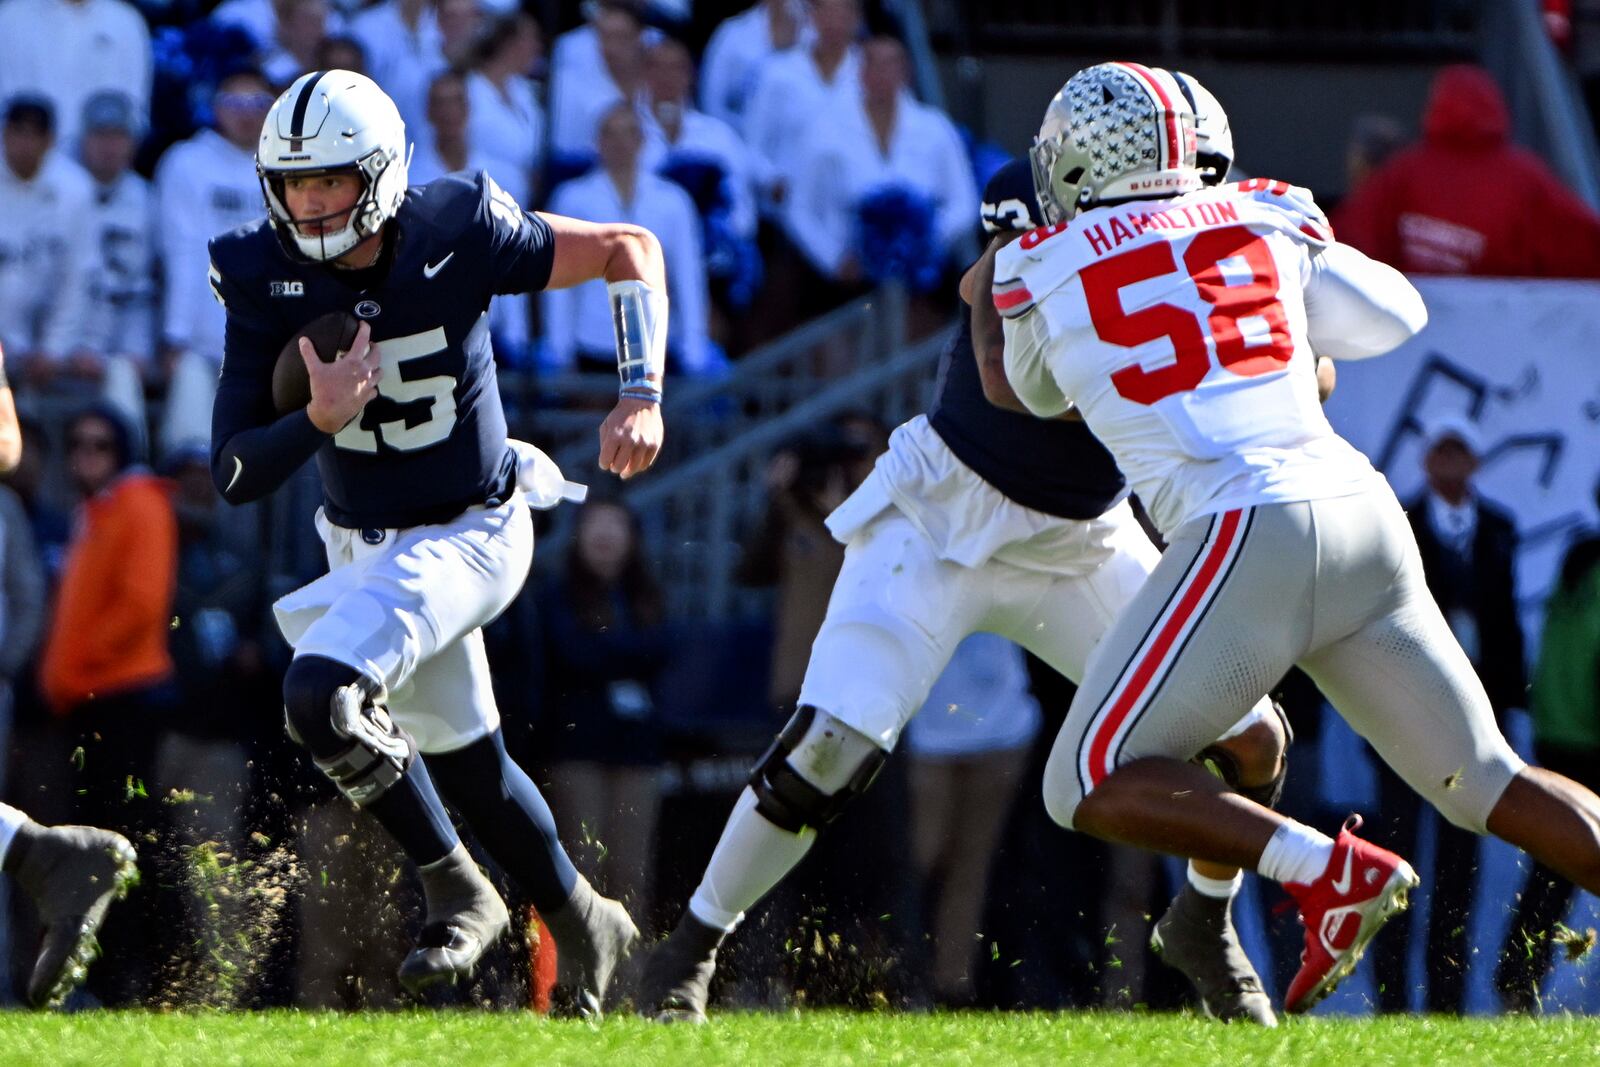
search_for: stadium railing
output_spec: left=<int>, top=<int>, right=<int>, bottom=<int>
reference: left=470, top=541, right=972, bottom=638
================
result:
left=579, top=325, right=949, bottom=622
left=507, top=284, right=911, bottom=489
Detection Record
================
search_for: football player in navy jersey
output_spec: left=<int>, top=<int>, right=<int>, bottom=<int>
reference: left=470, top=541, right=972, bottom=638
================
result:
left=209, top=70, right=668, bottom=1015
left=641, top=98, right=1295, bottom=1024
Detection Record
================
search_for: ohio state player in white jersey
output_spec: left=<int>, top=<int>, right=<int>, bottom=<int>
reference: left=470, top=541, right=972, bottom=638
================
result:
left=975, top=61, right=1600, bottom=1014
left=998, top=177, right=1380, bottom=538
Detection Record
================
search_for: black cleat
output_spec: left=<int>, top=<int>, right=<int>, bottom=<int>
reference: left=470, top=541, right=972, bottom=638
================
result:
left=399, top=843, right=510, bottom=994
left=8, top=823, right=139, bottom=1009
left=398, top=917, right=507, bottom=993
left=1150, top=884, right=1277, bottom=1026
left=543, top=878, right=639, bottom=1020
left=638, top=910, right=728, bottom=1024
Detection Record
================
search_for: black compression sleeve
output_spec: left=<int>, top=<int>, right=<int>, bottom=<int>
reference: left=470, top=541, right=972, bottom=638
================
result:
left=212, top=408, right=327, bottom=504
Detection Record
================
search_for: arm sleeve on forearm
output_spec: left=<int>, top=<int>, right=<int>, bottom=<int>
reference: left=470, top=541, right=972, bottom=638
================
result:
left=212, top=403, right=328, bottom=505
left=208, top=251, right=328, bottom=504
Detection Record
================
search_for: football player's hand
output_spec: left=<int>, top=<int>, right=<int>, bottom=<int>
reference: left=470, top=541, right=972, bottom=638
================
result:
left=1316, top=355, right=1336, bottom=403
left=304, top=320, right=382, bottom=434
left=598, top=396, right=663, bottom=480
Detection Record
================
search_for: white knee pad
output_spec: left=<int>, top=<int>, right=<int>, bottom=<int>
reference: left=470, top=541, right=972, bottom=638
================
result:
left=787, top=709, right=887, bottom=793
left=748, top=707, right=890, bottom=834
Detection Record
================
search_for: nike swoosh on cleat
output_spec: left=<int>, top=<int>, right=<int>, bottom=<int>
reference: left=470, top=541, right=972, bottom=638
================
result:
left=423, top=252, right=455, bottom=279
left=225, top=455, right=244, bottom=494
left=1330, top=846, right=1355, bottom=896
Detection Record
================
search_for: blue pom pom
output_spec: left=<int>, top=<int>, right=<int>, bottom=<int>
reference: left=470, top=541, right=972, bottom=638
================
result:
left=852, top=184, right=943, bottom=292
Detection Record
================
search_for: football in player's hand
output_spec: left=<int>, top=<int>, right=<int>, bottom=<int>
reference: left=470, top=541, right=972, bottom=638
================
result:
left=272, top=311, right=362, bottom=414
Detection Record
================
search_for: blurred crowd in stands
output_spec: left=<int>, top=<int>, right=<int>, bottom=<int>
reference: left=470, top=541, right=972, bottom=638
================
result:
left=1, top=0, right=1600, bottom=1016
left=0, top=0, right=983, bottom=458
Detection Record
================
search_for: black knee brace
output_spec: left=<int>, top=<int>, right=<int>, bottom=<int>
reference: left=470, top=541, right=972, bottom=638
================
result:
left=1195, top=741, right=1288, bottom=810
left=748, top=705, right=887, bottom=834
left=283, top=655, right=415, bottom=807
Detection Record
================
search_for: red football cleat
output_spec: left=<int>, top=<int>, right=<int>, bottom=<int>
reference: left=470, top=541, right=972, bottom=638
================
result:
left=1283, top=815, right=1419, bottom=1014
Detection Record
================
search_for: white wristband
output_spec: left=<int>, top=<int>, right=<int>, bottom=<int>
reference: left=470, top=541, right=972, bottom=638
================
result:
left=608, top=279, right=668, bottom=399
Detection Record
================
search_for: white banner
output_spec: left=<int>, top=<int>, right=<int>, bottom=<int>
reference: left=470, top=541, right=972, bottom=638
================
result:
left=1324, top=276, right=1600, bottom=654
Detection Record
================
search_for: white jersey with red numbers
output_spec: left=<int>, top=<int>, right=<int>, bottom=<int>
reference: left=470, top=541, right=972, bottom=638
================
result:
left=994, top=178, right=1428, bottom=536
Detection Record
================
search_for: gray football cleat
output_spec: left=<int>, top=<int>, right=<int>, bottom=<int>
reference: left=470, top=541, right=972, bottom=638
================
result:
left=543, top=876, right=640, bottom=1020
left=1150, top=883, right=1278, bottom=1026
left=7, top=823, right=139, bottom=1009
left=398, top=843, right=510, bottom=994
left=638, top=910, right=728, bottom=1024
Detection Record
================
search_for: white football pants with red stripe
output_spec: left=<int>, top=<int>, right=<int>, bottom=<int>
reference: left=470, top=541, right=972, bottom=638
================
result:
left=1041, top=481, right=1523, bottom=832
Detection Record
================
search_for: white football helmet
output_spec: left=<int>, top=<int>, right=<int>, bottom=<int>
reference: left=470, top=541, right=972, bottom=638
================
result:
left=1029, top=62, right=1202, bottom=225
left=1171, top=70, right=1234, bottom=185
left=257, top=70, right=409, bottom=262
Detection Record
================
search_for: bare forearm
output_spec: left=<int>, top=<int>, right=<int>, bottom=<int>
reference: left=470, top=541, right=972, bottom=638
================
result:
left=1316, top=355, right=1336, bottom=403
left=968, top=236, right=1030, bottom=411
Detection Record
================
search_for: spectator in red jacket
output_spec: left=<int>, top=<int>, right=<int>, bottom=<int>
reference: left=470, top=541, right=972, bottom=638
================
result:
left=1334, top=64, right=1600, bottom=277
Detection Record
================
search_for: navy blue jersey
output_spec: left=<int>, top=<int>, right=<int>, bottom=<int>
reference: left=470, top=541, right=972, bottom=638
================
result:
left=210, top=171, right=555, bottom=529
left=927, top=307, right=1126, bottom=520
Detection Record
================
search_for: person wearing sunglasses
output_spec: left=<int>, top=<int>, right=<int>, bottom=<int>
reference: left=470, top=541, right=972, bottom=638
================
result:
left=32, top=404, right=174, bottom=1003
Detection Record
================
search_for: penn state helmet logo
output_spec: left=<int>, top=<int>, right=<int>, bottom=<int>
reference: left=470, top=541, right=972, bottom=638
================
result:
left=354, top=300, right=381, bottom=319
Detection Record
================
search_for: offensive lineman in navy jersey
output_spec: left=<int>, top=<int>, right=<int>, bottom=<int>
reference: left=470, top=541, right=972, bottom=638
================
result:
left=209, top=71, right=667, bottom=1015
left=642, top=85, right=1294, bottom=1026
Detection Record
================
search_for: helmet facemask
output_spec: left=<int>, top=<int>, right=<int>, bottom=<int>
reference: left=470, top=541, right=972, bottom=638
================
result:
left=256, top=70, right=409, bottom=263
left=1028, top=130, right=1090, bottom=226
left=260, top=147, right=396, bottom=262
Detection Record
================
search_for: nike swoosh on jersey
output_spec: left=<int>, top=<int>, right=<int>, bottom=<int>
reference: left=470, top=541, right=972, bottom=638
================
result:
left=225, top=455, right=244, bottom=494
left=423, top=252, right=455, bottom=279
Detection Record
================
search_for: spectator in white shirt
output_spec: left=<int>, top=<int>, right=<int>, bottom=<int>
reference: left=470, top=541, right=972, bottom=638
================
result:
left=641, top=36, right=757, bottom=242
left=741, top=0, right=861, bottom=212
left=0, top=0, right=152, bottom=154
left=434, top=0, right=482, bottom=68
left=411, top=68, right=531, bottom=364
left=543, top=102, right=713, bottom=376
left=785, top=36, right=976, bottom=285
left=699, top=0, right=809, bottom=129
left=313, top=34, right=368, bottom=77
left=262, top=0, right=333, bottom=89
left=0, top=97, right=96, bottom=387
left=466, top=12, right=545, bottom=204
left=410, top=69, right=494, bottom=183
left=212, top=0, right=346, bottom=56
left=77, top=91, right=158, bottom=436
left=641, top=35, right=763, bottom=331
left=349, top=0, right=441, bottom=137
left=548, top=1, right=649, bottom=169
left=153, top=69, right=275, bottom=456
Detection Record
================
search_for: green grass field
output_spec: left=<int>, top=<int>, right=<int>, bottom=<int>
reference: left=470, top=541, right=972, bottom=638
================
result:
left=1, top=1011, right=1598, bottom=1067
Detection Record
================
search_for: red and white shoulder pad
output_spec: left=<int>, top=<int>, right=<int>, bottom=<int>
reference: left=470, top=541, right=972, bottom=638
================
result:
left=1227, top=177, right=1334, bottom=246
left=991, top=222, right=1074, bottom=320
